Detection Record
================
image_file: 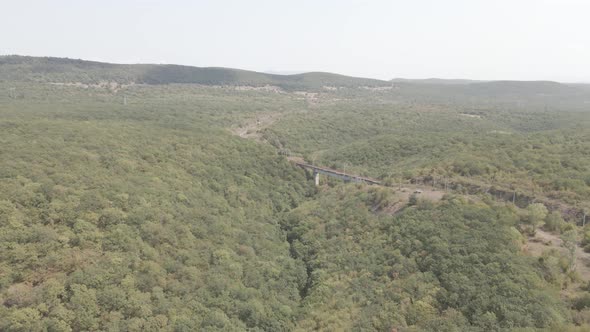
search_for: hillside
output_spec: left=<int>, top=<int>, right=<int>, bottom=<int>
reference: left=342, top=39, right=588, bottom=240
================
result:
left=3, top=56, right=589, bottom=97
left=0, top=55, right=389, bottom=90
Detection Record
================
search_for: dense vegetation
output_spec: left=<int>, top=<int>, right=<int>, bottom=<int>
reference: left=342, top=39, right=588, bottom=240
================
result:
left=0, top=84, right=317, bottom=330
left=1, top=57, right=589, bottom=331
left=285, top=189, right=568, bottom=330
left=264, top=88, right=590, bottom=213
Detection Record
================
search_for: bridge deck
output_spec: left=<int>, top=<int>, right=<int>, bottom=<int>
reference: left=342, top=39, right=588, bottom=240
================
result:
left=290, top=160, right=381, bottom=185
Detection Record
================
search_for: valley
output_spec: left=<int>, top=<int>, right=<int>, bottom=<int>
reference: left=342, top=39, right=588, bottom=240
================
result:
left=0, top=56, right=590, bottom=331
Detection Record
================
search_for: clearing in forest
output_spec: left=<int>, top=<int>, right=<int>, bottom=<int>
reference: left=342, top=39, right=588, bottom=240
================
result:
left=526, top=229, right=590, bottom=282
left=231, top=113, right=279, bottom=140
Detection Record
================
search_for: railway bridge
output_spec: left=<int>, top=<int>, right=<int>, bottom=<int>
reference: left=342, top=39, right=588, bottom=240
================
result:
left=289, top=159, right=381, bottom=186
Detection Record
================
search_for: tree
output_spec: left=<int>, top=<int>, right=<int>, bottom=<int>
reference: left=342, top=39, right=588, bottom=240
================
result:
left=67, top=284, right=99, bottom=331
left=3, top=308, right=42, bottom=332
left=561, top=229, right=578, bottom=272
left=581, top=204, right=590, bottom=227
left=409, top=194, right=419, bottom=206
left=545, top=211, right=565, bottom=233
left=527, top=203, right=548, bottom=233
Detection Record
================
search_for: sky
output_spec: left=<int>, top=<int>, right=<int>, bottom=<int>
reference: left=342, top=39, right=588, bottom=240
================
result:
left=2, top=0, right=589, bottom=82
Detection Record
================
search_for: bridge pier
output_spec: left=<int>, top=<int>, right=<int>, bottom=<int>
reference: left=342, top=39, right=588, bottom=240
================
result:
left=313, top=170, right=320, bottom=186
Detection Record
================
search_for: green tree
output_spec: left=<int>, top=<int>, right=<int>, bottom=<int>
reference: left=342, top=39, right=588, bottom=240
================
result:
left=527, top=203, right=548, bottom=233
left=545, top=211, right=566, bottom=233
left=409, top=193, right=419, bottom=206
left=67, top=284, right=100, bottom=331
left=561, top=229, right=578, bottom=272
left=3, top=308, right=42, bottom=332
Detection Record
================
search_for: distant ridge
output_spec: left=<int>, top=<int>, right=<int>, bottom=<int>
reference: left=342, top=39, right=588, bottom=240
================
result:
left=0, top=55, right=390, bottom=90
left=466, top=80, right=577, bottom=95
left=0, top=55, right=587, bottom=95
left=390, top=78, right=485, bottom=85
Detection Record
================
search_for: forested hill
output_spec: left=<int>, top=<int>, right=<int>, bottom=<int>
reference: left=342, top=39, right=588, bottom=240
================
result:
left=3, top=56, right=588, bottom=96
left=0, top=55, right=389, bottom=89
left=390, top=78, right=588, bottom=101
left=1, top=60, right=590, bottom=330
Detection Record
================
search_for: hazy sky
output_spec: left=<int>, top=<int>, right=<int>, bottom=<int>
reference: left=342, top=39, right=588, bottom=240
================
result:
left=2, top=0, right=589, bottom=81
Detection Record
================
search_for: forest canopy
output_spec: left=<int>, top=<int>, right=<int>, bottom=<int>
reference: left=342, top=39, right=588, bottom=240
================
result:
left=1, top=58, right=590, bottom=331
